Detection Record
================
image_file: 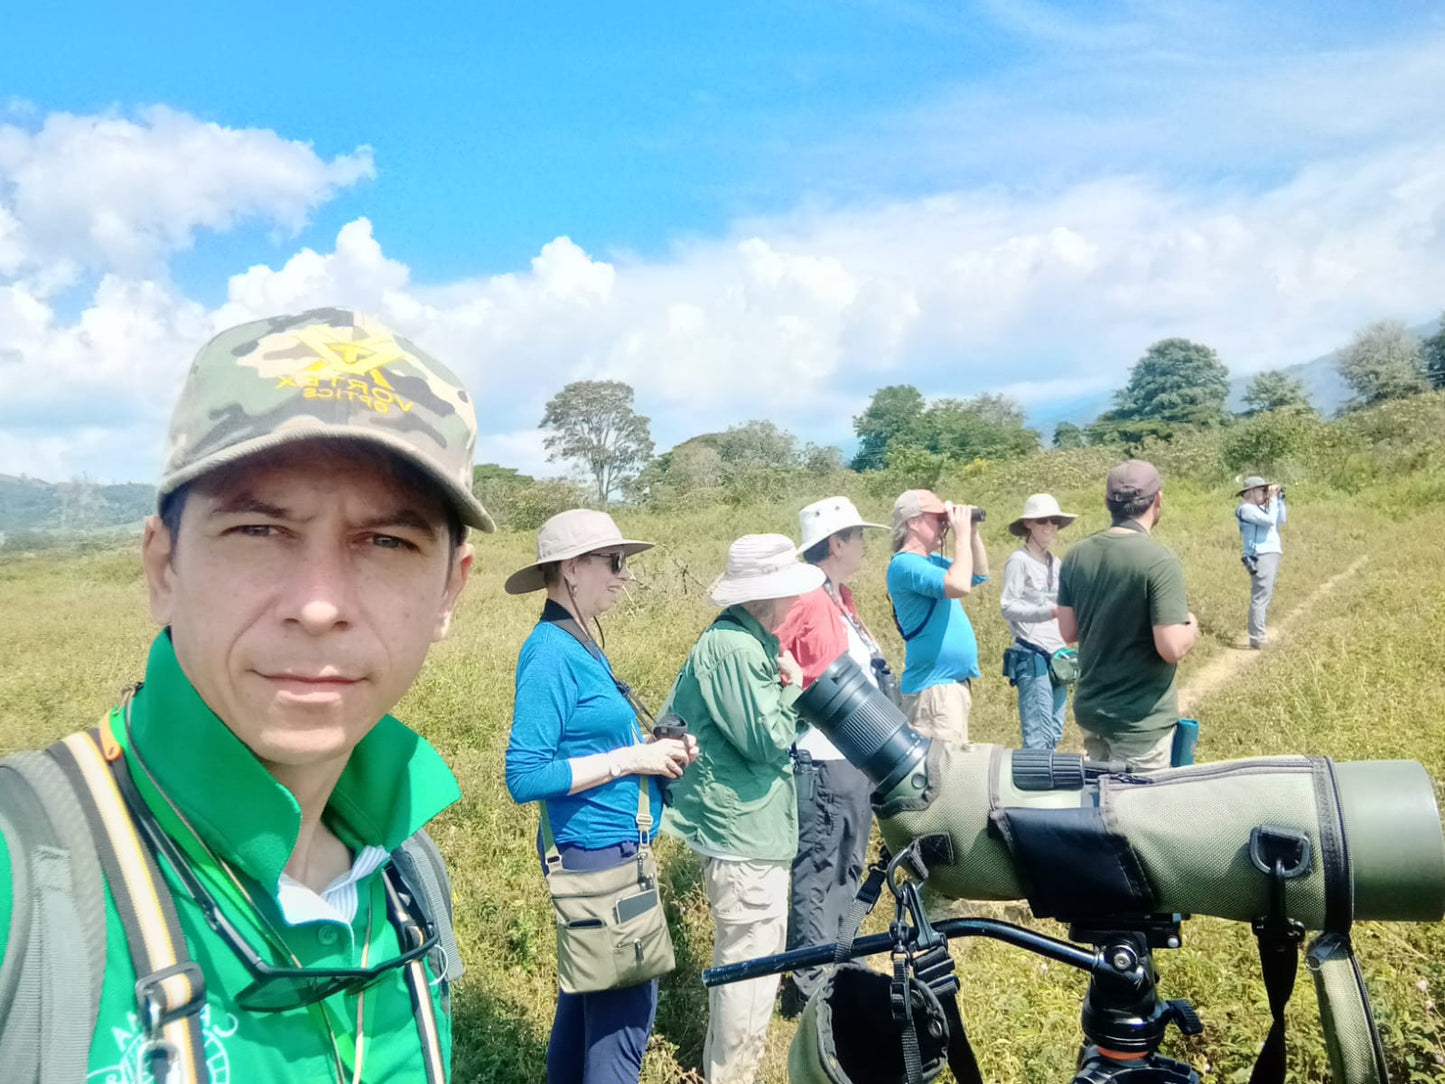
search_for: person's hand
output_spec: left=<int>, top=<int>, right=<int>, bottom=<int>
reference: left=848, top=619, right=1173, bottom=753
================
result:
left=621, top=740, right=691, bottom=779
left=946, top=502, right=974, bottom=536
left=778, top=649, right=804, bottom=688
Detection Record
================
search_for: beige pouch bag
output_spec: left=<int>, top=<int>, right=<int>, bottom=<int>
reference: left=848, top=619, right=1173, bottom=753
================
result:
left=542, top=778, right=676, bottom=993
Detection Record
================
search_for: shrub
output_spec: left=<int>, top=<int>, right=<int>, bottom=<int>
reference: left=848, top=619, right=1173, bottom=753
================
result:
left=1221, top=409, right=1321, bottom=475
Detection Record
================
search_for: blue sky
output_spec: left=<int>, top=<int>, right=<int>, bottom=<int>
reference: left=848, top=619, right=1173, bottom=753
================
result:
left=3, top=1, right=1444, bottom=481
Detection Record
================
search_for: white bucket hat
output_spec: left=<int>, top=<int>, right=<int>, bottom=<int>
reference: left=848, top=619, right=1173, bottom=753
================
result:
left=1007, top=493, right=1078, bottom=538
left=709, top=534, right=826, bottom=607
left=798, top=496, right=887, bottom=553
left=504, top=509, right=654, bottom=594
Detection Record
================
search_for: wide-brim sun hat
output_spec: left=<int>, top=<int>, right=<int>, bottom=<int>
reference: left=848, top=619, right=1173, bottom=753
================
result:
left=159, top=307, right=495, bottom=532
left=798, top=496, right=887, bottom=552
left=1008, top=493, right=1079, bottom=538
left=504, top=509, right=654, bottom=594
left=709, top=534, right=826, bottom=607
left=1236, top=476, right=1272, bottom=497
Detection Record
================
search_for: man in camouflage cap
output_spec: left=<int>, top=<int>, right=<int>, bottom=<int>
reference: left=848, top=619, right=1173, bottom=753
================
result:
left=0, top=308, right=488, bottom=1082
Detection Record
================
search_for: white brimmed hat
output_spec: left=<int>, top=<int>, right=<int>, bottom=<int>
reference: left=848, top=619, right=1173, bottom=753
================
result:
left=798, top=496, right=887, bottom=552
left=504, top=509, right=654, bottom=594
left=1007, top=494, right=1078, bottom=538
left=709, top=534, right=826, bottom=607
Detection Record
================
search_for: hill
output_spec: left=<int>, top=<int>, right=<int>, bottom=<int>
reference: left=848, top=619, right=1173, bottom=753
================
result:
left=1224, top=317, right=1439, bottom=415
left=0, top=474, right=155, bottom=536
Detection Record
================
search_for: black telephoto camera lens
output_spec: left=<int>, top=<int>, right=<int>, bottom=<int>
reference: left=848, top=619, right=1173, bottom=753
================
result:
left=971, top=507, right=986, bottom=524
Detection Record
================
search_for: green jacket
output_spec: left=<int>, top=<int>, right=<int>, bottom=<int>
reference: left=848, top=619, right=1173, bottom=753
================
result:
left=0, top=632, right=462, bottom=1082
left=661, top=607, right=804, bottom=862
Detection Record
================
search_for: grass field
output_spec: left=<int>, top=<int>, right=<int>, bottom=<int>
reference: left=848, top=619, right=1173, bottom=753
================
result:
left=3, top=396, right=1444, bottom=1083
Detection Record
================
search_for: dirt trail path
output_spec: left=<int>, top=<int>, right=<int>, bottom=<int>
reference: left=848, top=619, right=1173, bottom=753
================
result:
left=1177, top=556, right=1367, bottom=715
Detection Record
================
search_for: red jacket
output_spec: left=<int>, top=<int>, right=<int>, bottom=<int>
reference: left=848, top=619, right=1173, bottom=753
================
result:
left=777, top=583, right=865, bottom=688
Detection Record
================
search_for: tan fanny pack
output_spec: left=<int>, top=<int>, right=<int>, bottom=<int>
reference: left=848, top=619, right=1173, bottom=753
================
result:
left=541, top=777, right=676, bottom=994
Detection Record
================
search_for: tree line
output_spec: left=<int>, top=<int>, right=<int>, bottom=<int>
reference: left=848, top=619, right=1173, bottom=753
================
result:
left=476, top=313, right=1445, bottom=527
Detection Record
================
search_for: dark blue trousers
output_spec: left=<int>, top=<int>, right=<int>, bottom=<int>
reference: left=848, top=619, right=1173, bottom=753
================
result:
left=542, top=838, right=661, bottom=1084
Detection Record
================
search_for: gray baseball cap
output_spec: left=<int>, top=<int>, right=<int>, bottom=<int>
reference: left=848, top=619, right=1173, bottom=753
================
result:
left=1105, top=460, right=1162, bottom=503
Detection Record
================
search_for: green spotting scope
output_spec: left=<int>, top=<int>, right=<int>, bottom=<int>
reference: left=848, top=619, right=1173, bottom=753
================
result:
left=796, top=655, right=1445, bottom=927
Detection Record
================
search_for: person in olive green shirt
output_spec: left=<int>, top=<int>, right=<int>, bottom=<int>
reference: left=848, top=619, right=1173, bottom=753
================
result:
left=1056, top=460, right=1198, bottom=772
left=663, top=534, right=824, bottom=1084
left=0, top=310, right=487, bottom=1083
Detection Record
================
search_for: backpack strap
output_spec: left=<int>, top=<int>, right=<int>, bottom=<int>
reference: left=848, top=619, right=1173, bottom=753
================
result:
left=0, top=750, right=109, bottom=1084
left=50, top=729, right=209, bottom=1084
left=890, top=597, right=938, bottom=642
left=887, top=556, right=940, bottom=641
left=394, top=830, right=465, bottom=984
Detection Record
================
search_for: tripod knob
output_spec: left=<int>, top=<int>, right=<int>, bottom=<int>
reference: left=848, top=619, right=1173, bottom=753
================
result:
left=1164, top=999, right=1202, bottom=1037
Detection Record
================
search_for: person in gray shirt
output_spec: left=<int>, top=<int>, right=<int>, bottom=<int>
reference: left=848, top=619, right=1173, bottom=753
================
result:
left=1000, top=493, right=1077, bottom=749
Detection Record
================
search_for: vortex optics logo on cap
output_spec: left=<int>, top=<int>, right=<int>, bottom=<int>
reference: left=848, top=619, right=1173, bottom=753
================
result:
left=270, top=326, right=420, bottom=416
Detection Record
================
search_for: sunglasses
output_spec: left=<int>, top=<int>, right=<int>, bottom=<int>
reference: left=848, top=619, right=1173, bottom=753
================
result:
left=122, top=768, right=437, bottom=1012
left=587, top=551, right=628, bottom=574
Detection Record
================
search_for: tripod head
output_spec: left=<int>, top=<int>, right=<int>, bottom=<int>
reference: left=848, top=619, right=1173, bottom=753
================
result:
left=1069, top=919, right=1201, bottom=1084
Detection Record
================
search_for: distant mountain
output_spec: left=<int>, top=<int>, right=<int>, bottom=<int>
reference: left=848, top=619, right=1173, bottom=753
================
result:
left=1030, top=318, right=1442, bottom=435
left=1226, top=319, right=1439, bottom=416
left=0, top=475, right=155, bottom=535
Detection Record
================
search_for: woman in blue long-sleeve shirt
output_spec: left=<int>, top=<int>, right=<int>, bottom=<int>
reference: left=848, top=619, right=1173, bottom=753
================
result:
left=504, top=508, right=697, bottom=1084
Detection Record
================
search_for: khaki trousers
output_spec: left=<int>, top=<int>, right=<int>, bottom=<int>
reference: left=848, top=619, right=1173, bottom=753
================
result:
left=902, top=681, right=971, bottom=745
left=1082, top=726, right=1175, bottom=772
left=701, top=857, right=790, bottom=1084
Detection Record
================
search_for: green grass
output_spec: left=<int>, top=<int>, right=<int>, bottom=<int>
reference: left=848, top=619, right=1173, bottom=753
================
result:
left=4, top=398, right=1445, bottom=1083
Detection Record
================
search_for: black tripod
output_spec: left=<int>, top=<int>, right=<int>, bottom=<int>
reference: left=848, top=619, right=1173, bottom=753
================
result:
left=702, top=846, right=1204, bottom=1083
left=1068, top=917, right=1201, bottom=1083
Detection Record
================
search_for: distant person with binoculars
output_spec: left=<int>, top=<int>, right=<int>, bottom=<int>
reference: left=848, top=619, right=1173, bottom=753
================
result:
left=1235, top=476, right=1288, bottom=650
left=1056, top=461, right=1197, bottom=772
left=774, top=497, right=890, bottom=1017
left=504, top=509, right=698, bottom=1084
left=662, top=534, right=824, bottom=1084
left=886, top=488, right=990, bottom=745
left=1000, top=493, right=1079, bottom=750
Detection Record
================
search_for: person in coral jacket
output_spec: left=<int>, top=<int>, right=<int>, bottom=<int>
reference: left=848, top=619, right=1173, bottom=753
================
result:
left=774, top=496, right=889, bottom=1017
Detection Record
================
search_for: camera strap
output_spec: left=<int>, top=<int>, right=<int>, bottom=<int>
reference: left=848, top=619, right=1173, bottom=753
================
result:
left=543, top=602, right=659, bottom=728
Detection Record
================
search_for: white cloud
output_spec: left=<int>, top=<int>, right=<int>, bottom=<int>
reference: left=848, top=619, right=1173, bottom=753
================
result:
left=6, top=21, right=1445, bottom=487
left=0, top=106, right=373, bottom=283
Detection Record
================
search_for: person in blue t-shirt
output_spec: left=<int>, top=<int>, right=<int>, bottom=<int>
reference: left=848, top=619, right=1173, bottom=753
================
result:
left=886, top=488, right=990, bottom=745
left=505, top=509, right=698, bottom=1084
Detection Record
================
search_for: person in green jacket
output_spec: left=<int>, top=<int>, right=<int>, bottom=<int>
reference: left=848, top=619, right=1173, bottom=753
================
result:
left=663, top=534, right=824, bottom=1084
left=0, top=309, right=487, bottom=1083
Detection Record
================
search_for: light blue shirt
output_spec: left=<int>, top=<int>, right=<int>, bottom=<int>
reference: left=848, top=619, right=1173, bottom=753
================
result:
left=1236, top=497, right=1287, bottom=556
left=887, top=552, right=988, bottom=694
left=505, top=615, right=662, bottom=848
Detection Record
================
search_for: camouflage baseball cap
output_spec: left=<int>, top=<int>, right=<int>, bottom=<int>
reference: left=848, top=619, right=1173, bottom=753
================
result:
left=160, top=307, right=494, bottom=532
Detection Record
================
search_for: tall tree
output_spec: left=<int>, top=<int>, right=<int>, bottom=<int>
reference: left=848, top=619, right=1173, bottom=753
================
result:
left=539, top=380, right=654, bottom=503
left=1241, top=370, right=1313, bottom=415
left=1420, top=311, right=1445, bottom=391
left=1092, top=338, right=1230, bottom=442
left=712, top=420, right=800, bottom=475
left=1337, top=320, right=1427, bottom=409
left=852, top=385, right=925, bottom=471
left=921, top=394, right=1039, bottom=461
left=1052, top=421, right=1086, bottom=449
